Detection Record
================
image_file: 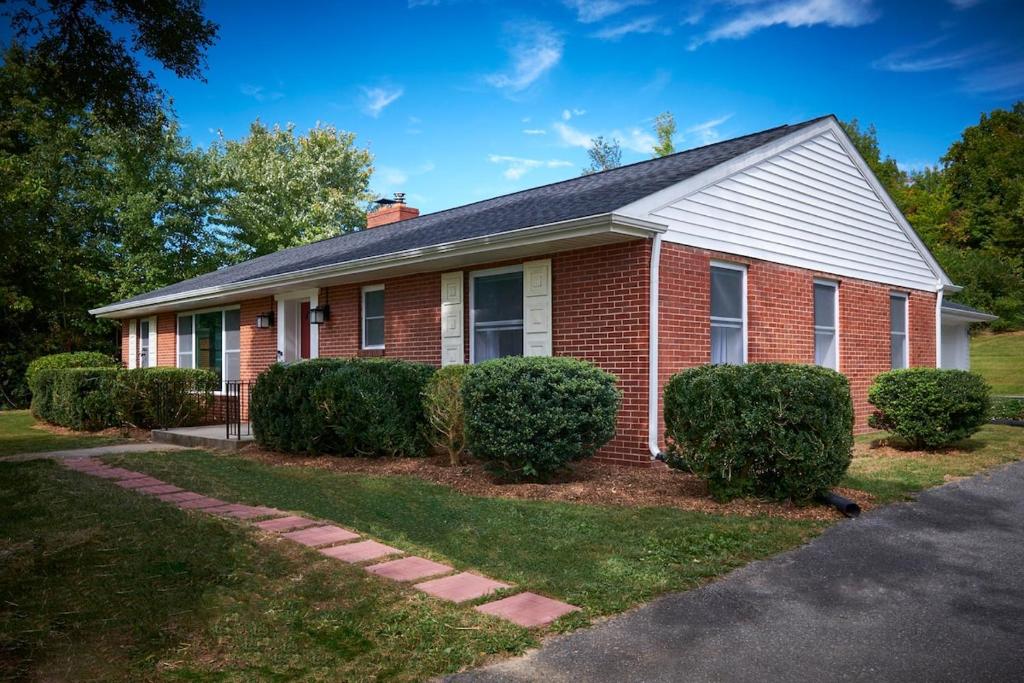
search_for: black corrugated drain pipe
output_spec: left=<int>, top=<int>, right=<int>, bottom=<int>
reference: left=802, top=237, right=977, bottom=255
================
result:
left=820, top=491, right=861, bottom=518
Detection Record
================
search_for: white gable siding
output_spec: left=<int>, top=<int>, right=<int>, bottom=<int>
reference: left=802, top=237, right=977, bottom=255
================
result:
left=625, top=128, right=940, bottom=291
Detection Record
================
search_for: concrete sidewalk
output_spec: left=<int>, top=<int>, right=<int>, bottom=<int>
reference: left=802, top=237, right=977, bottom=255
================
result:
left=453, top=461, right=1024, bottom=682
left=1, top=442, right=186, bottom=463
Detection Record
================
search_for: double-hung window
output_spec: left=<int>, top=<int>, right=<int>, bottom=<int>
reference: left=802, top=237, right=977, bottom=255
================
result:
left=813, top=280, right=838, bottom=369
left=362, top=285, right=385, bottom=349
left=471, top=267, right=524, bottom=363
left=176, top=308, right=241, bottom=390
left=890, top=293, right=908, bottom=369
left=710, top=263, right=746, bottom=365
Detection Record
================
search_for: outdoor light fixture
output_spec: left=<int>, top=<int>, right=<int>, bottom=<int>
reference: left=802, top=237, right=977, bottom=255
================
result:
left=309, top=305, right=330, bottom=325
left=255, top=312, right=274, bottom=329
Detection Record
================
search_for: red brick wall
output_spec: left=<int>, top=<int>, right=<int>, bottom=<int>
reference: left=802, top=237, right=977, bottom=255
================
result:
left=656, top=242, right=937, bottom=439
left=156, top=313, right=176, bottom=366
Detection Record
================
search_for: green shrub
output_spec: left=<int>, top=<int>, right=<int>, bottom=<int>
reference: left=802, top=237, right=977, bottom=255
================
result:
left=462, top=356, right=620, bottom=481
left=250, top=359, right=435, bottom=456
left=115, top=368, right=219, bottom=429
left=314, top=359, right=435, bottom=457
left=27, top=352, right=118, bottom=419
left=423, top=365, right=471, bottom=465
left=250, top=359, right=350, bottom=453
left=868, top=369, right=991, bottom=449
left=663, top=363, right=853, bottom=503
left=41, top=368, right=122, bottom=431
left=991, top=398, right=1024, bottom=421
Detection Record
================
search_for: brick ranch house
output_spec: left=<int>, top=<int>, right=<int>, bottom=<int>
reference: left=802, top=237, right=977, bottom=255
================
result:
left=90, top=115, right=995, bottom=466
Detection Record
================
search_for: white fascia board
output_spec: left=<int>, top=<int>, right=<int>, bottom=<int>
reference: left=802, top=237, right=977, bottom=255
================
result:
left=941, top=307, right=998, bottom=323
left=614, top=116, right=953, bottom=290
left=90, top=213, right=666, bottom=319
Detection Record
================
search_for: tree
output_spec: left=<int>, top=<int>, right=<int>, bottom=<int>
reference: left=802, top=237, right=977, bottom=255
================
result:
left=581, top=135, right=622, bottom=175
left=841, top=118, right=907, bottom=203
left=653, top=111, right=676, bottom=157
left=5, top=0, right=218, bottom=127
left=209, top=121, right=374, bottom=260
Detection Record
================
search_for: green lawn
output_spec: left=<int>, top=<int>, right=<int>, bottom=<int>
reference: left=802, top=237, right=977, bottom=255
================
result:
left=843, top=424, right=1024, bottom=503
left=0, top=459, right=531, bottom=681
left=971, top=331, right=1024, bottom=395
left=105, top=450, right=823, bottom=618
left=0, top=409, right=124, bottom=457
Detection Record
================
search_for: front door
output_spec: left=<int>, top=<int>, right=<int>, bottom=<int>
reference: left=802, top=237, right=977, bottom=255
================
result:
left=279, top=298, right=312, bottom=363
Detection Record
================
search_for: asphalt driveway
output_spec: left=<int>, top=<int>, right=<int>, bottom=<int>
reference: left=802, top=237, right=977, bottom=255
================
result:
left=453, top=460, right=1024, bottom=682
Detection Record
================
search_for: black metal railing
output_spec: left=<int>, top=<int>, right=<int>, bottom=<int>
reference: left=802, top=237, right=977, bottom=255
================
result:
left=225, top=380, right=254, bottom=439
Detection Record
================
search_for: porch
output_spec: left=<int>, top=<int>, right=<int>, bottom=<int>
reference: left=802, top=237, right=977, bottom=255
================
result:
left=152, top=424, right=253, bottom=451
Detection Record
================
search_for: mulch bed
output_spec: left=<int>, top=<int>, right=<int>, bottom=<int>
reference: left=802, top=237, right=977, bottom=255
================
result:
left=241, top=447, right=875, bottom=522
left=31, top=421, right=151, bottom=442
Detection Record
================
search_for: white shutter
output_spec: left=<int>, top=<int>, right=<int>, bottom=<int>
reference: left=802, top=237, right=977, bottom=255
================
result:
left=147, top=316, right=158, bottom=367
left=523, top=259, right=552, bottom=357
left=127, top=319, right=137, bottom=369
left=440, top=271, right=464, bottom=366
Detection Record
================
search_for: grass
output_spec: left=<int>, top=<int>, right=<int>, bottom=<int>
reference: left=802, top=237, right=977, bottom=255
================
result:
left=107, top=450, right=823, bottom=619
left=842, top=424, right=1024, bottom=503
left=0, top=459, right=531, bottom=681
left=0, top=410, right=123, bottom=457
left=971, top=331, right=1024, bottom=395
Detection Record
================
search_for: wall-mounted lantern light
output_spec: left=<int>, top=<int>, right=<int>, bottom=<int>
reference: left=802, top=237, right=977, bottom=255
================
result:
left=309, top=305, right=330, bottom=325
left=255, top=312, right=274, bottom=329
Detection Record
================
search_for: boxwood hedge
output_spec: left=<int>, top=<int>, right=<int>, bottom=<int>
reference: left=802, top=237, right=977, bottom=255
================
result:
left=663, top=363, right=854, bottom=503
left=27, top=352, right=118, bottom=419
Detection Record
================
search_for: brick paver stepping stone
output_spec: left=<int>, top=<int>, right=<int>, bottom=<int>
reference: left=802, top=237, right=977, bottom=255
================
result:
left=136, top=484, right=183, bottom=495
left=156, top=491, right=204, bottom=503
left=209, top=504, right=284, bottom=520
left=95, top=467, right=147, bottom=480
left=63, top=459, right=106, bottom=470
left=475, top=592, right=580, bottom=628
left=175, top=496, right=229, bottom=510
left=320, top=540, right=401, bottom=563
left=115, top=476, right=165, bottom=489
left=282, top=525, right=360, bottom=547
left=365, top=556, right=453, bottom=582
left=255, top=515, right=319, bottom=532
left=414, top=572, right=511, bottom=603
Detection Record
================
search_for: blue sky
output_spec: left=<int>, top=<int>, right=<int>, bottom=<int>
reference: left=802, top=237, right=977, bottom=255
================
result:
left=27, top=1, right=1024, bottom=212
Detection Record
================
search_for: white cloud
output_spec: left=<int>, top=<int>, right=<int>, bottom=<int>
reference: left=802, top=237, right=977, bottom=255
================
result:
left=552, top=121, right=656, bottom=153
left=561, top=108, right=587, bottom=120
left=641, top=68, right=672, bottom=93
left=592, top=15, right=671, bottom=40
left=488, top=154, right=573, bottom=180
left=361, top=86, right=403, bottom=117
left=374, top=161, right=435, bottom=195
left=689, top=0, right=878, bottom=50
left=563, top=0, right=651, bottom=23
left=960, top=60, right=1024, bottom=96
left=552, top=121, right=594, bottom=148
left=873, top=39, right=993, bottom=72
left=686, top=114, right=734, bottom=144
left=240, top=83, right=284, bottom=102
left=523, top=128, right=548, bottom=135
left=485, top=22, right=564, bottom=93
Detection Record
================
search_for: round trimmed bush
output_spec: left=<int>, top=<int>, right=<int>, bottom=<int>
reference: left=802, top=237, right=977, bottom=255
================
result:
left=462, top=356, right=620, bottom=481
left=250, top=359, right=350, bottom=453
left=868, top=368, right=991, bottom=449
left=27, top=352, right=118, bottom=419
left=44, top=367, right=122, bottom=431
left=423, top=365, right=471, bottom=465
left=663, top=363, right=854, bottom=503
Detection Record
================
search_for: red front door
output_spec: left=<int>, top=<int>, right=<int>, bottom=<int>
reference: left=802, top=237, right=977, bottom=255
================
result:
left=300, top=301, right=311, bottom=359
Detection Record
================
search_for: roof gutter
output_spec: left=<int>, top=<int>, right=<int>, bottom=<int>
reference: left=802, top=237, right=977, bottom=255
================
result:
left=90, top=213, right=666, bottom=318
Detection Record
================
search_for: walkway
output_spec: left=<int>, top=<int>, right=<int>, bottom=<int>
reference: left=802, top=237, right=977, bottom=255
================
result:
left=452, top=461, right=1024, bottom=682
left=60, top=456, right=580, bottom=629
left=1, top=442, right=185, bottom=463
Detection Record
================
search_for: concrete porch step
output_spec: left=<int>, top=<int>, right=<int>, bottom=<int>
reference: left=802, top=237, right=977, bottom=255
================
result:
left=152, top=424, right=253, bottom=451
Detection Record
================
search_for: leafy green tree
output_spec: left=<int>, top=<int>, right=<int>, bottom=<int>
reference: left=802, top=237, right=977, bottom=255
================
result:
left=5, top=0, right=218, bottom=127
left=653, top=111, right=676, bottom=157
left=581, top=135, right=622, bottom=175
left=841, top=118, right=908, bottom=203
left=209, top=121, right=374, bottom=260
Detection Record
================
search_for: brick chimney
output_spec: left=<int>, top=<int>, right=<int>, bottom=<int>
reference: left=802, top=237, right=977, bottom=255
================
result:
left=367, top=192, right=420, bottom=228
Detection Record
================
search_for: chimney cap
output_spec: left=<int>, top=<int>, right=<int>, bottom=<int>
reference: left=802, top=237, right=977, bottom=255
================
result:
left=373, top=192, right=407, bottom=208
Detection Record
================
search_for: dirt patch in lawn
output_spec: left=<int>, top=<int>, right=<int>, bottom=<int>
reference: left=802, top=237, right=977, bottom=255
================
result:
left=242, top=448, right=872, bottom=521
left=31, top=421, right=150, bottom=442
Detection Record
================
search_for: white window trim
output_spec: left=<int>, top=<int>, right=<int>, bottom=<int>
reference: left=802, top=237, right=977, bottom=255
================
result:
left=176, top=305, right=242, bottom=393
left=469, top=264, right=524, bottom=364
left=710, top=260, right=748, bottom=364
left=891, top=292, right=910, bottom=369
left=274, top=289, right=319, bottom=361
left=361, top=284, right=385, bottom=350
left=813, top=279, right=840, bottom=370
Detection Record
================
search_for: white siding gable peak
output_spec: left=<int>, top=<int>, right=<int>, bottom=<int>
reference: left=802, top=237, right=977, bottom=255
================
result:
left=616, top=117, right=952, bottom=292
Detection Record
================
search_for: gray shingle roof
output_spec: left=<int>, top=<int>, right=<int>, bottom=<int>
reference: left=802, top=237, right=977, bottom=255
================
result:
left=105, top=116, right=829, bottom=309
left=942, top=300, right=996, bottom=317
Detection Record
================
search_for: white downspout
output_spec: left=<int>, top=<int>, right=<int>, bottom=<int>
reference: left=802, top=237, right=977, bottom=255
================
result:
left=935, top=284, right=944, bottom=368
left=648, top=233, right=663, bottom=459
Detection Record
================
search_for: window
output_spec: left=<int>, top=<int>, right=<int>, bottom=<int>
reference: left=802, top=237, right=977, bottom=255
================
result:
left=472, top=267, right=524, bottom=362
left=362, top=285, right=385, bottom=349
left=710, top=263, right=746, bottom=365
left=814, top=281, right=838, bottom=369
left=890, top=293, right=908, bottom=369
left=177, top=308, right=241, bottom=388
left=139, top=318, right=151, bottom=368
